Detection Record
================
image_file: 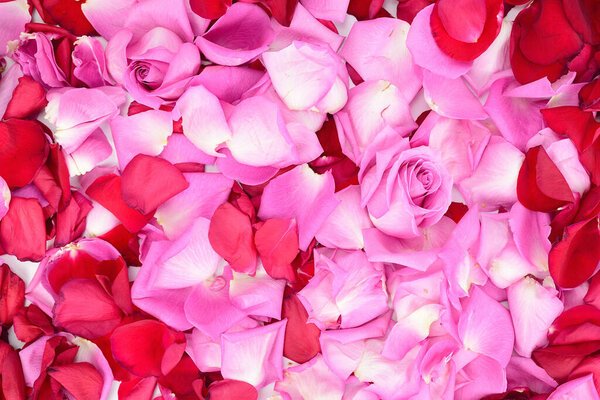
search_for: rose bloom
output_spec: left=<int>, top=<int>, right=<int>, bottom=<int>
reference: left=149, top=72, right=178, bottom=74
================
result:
left=359, top=135, right=452, bottom=238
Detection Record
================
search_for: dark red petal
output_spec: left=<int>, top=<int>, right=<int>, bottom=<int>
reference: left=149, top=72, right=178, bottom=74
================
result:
left=437, top=0, right=486, bottom=43
left=347, top=0, right=384, bottom=20
left=396, top=0, right=435, bottom=23
left=98, top=224, right=141, bottom=267
left=549, top=218, right=600, bottom=288
left=585, top=274, right=600, bottom=309
left=444, top=202, right=469, bottom=223
left=541, top=106, right=600, bottom=153
left=281, top=294, right=321, bottom=363
left=430, top=0, right=504, bottom=61
left=55, top=192, right=93, bottom=247
left=120, top=155, right=189, bottom=215
left=548, top=305, right=600, bottom=344
left=2, top=350, right=25, bottom=400
left=189, top=0, right=232, bottom=19
left=532, top=341, right=600, bottom=381
left=86, top=174, right=151, bottom=233
left=0, top=263, right=25, bottom=325
left=47, top=362, right=103, bottom=400
left=238, top=0, right=297, bottom=26
left=158, top=355, right=202, bottom=397
left=549, top=194, right=580, bottom=243
left=52, top=278, right=123, bottom=339
left=13, top=304, right=55, bottom=344
left=0, top=119, right=48, bottom=189
left=208, top=203, right=257, bottom=275
left=254, top=218, right=298, bottom=281
left=118, top=377, right=157, bottom=400
left=510, top=26, right=567, bottom=84
left=33, top=0, right=95, bottom=36
left=3, top=76, right=47, bottom=120
left=207, top=380, right=258, bottom=400
left=0, top=197, right=46, bottom=261
left=110, top=320, right=185, bottom=378
left=517, top=146, right=574, bottom=212
left=580, top=78, right=600, bottom=112
left=568, top=355, right=600, bottom=394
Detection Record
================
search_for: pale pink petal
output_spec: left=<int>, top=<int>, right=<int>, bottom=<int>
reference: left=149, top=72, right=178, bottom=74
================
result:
left=547, top=374, right=599, bottom=400
left=82, top=0, right=136, bottom=39
left=275, top=355, right=346, bottom=400
left=258, top=165, right=339, bottom=250
left=418, top=339, right=458, bottom=400
left=454, top=355, right=507, bottom=399
left=151, top=43, right=201, bottom=100
left=186, top=328, right=222, bottom=372
left=405, top=5, right=472, bottom=78
left=340, top=18, right=422, bottom=102
left=195, top=3, right=274, bottom=66
left=458, top=286, right=514, bottom=367
left=300, top=0, right=349, bottom=22
left=508, top=202, right=551, bottom=271
left=105, top=29, right=132, bottom=85
left=229, top=268, right=286, bottom=320
left=227, top=96, right=296, bottom=167
left=175, top=85, right=231, bottom=156
left=459, top=136, right=524, bottom=211
left=220, top=319, right=287, bottom=388
left=111, top=110, right=173, bottom=169
left=546, top=138, right=591, bottom=196
left=0, top=64, right=23, bottom=117
left=262, top=41, right=348, bottom=113
left=184, top=279, right=248, bottom=340
left=0, top=177, right=9, bottom=221
left=122, top=0, right=193, bottom=42
left=0, top=0, right=30, bottom=57
left=66, top=129, right=113, bottom=176
left=215, top=149, right=279, bottom=185
left=423, top=71, right=487, bottom=120
left=155, top=172, right=232, bottom=239
left=46, top=88, right=119, bottom=153
left=297, top=268, right=339, bottom=330
left=316, top=185, right=373, bottom=250
left=508, top=276, right=564, bottom=357
left=159, top=133, right=216, bottom=166
left=286, top=122, right=324, bottom=164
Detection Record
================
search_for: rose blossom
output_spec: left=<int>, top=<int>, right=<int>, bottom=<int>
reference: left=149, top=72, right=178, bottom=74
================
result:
left=359, top=135, right=452, bottom=238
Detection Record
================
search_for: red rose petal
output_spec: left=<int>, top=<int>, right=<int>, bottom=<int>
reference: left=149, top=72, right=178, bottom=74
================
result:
left=585, top=273, right=600, bottom=309
left=158, top=355, right=202, bottom=397
left=190, top=0, right=232, bottom=19
left=118, top=377, right=158, bottom=400
left=47, top=362, right=103, bottom=400
left=98, top=224, right=141, bottom=267
left=517, top=146, right=574, bottom=212
left=13, top=304, right=55, bottom=344
left=430, top=0, right=504, bottom=61
left=0, top=263, right=25, bottom=325
left=541, top=106, right=600, bottom=153
left=0, top=120, right=48, bottom=189
left=55, top=192, right=93, bottom=247
left=32, top=0, right=95, bottom=36
left=254, top=218, right=299, bottom=281
left=437, top=0, right=486, bottom=43
left=2, top=350, right=26, bottom=400
left=548, top=305, right=600, bottom=345
left=121, top=155, right=189, bottom=215
left=3, top=76, right=47, bottom=120
left=238, top=0, right=297, bottom=26
left=396, top=0, right=434, bottom=23
left=86, top=174, right=151, bottom=233
left=580, top=78, right=600, bottom=112
left=207, top=379, right=258, bottom=400
left=0, top=197, right=46, bottom=262
left=532, top=341, right=600, bottom=381
left=52, top=278, right=123, bottom=339
left=347, top=0, right=384, bottom=20
left=208, top=203, right=257, bottom=275
left=110, top=320, right=186, bottom=378
left=281, top=294, right=321, bottom=363
left=549, top=218, right=600, bottom=289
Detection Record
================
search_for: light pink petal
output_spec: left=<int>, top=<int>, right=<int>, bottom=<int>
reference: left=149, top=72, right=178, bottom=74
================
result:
left=508, top=202, right=551, bottom=271
left=131, top=283, right=193, bottom=331
left=483, top=77, right=545, bottom=151
left=0, top=0, right=30, bottom=57
left=175, top=85, right=231, bottom=156
left=548, top=374, right=600, bottom=400
left=159, top=133, right=216, bottom=166
left=123, top=0, right=193, bottom=42
left=184, top=279, right=248, bottom=340
left=340, top=18, right=422, bottom=102
left=300, top=0, right=349, bottom=21
left=459, top=136, right=524, bottom=211
left=0, top=177, right=9, bottom=221
left=46, top=88, right=119, bottom=153
left=405, top=5, right=472, bottom=78
left=297, top=269, right=339, bottom=330
left=105, top=29, right=132, bottom=85
left=229, top=269, right=286, bottom=320
left=507, top=276, right=563, bottom=357
left=286, top=122, right=324, bottom=164
left=111, top=110, right=173, bottom=170
left=382, top=304, right=442, bottom=361
left=454, top=355, right=507, bottom=399
left=546, top=138, right=591, bottom=196
left=258, top=165, right=339, bottom=250
left=189, top=66, right=265, bottom=104
left=221, top=319, right=287, bottom=388
left=0, top=64, right=23, bottom=117
left=262, top=41, right=347, bottom=113
left=316, top=185, right=372, bottom=250
left=275, top=355, right=346, bottom=400
left=66, top=129, right=113, bottom=176
left=271, top=4, right=344, bottom=52
left=458, top=286, right=514, bottom=367
left=82, top=0, right=136, bottom=39
left=72, top=36, right=112, bottom=88
left=215, top=149, right=279, bottom=185
left=423, top=71, right=487, bottom=120
left=152, top=43, right=201, bottom=100
left=227, top=96, right=296, bottom=167
left=195, top=3, right=274, bottom=66
left=186, top=328, right=222, bottom=372
left=506, top=356, right=557, bottom=394
left=155, top=172, right=232, bottom=239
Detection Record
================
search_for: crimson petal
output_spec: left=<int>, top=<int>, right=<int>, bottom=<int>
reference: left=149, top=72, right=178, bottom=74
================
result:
left=190, top=0, right=232, bottom=19
left=32, top=0, right=95, bottom=36
left=517, top=145, right=574, bottom=212
left=2, top=350, right=25, bottom=400
left=549, top=218, right=600, bottom=289
left=120, top=155, right=189, bottom=215
left=118, top=377, right=157, bottom=400
left=541, top=106, right=600, bottom=153
left=0, top=197, right=46, bottom=261
left=254, top=218, right=298, bottom=282
left=3, top=76, right=47, bottom=120
left=0, top=263, right=25, bottom=325
left=207, top=379, right=258, bottom=400
left=0, top=120, right=48, bottom=189
left=47, top=362, right=103, bottom=400
left=281, top=293, right=321, bottom=363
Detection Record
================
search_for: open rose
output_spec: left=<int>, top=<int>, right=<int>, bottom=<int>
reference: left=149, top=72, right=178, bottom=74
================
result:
left=359, top=136, right=452, bottom=238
